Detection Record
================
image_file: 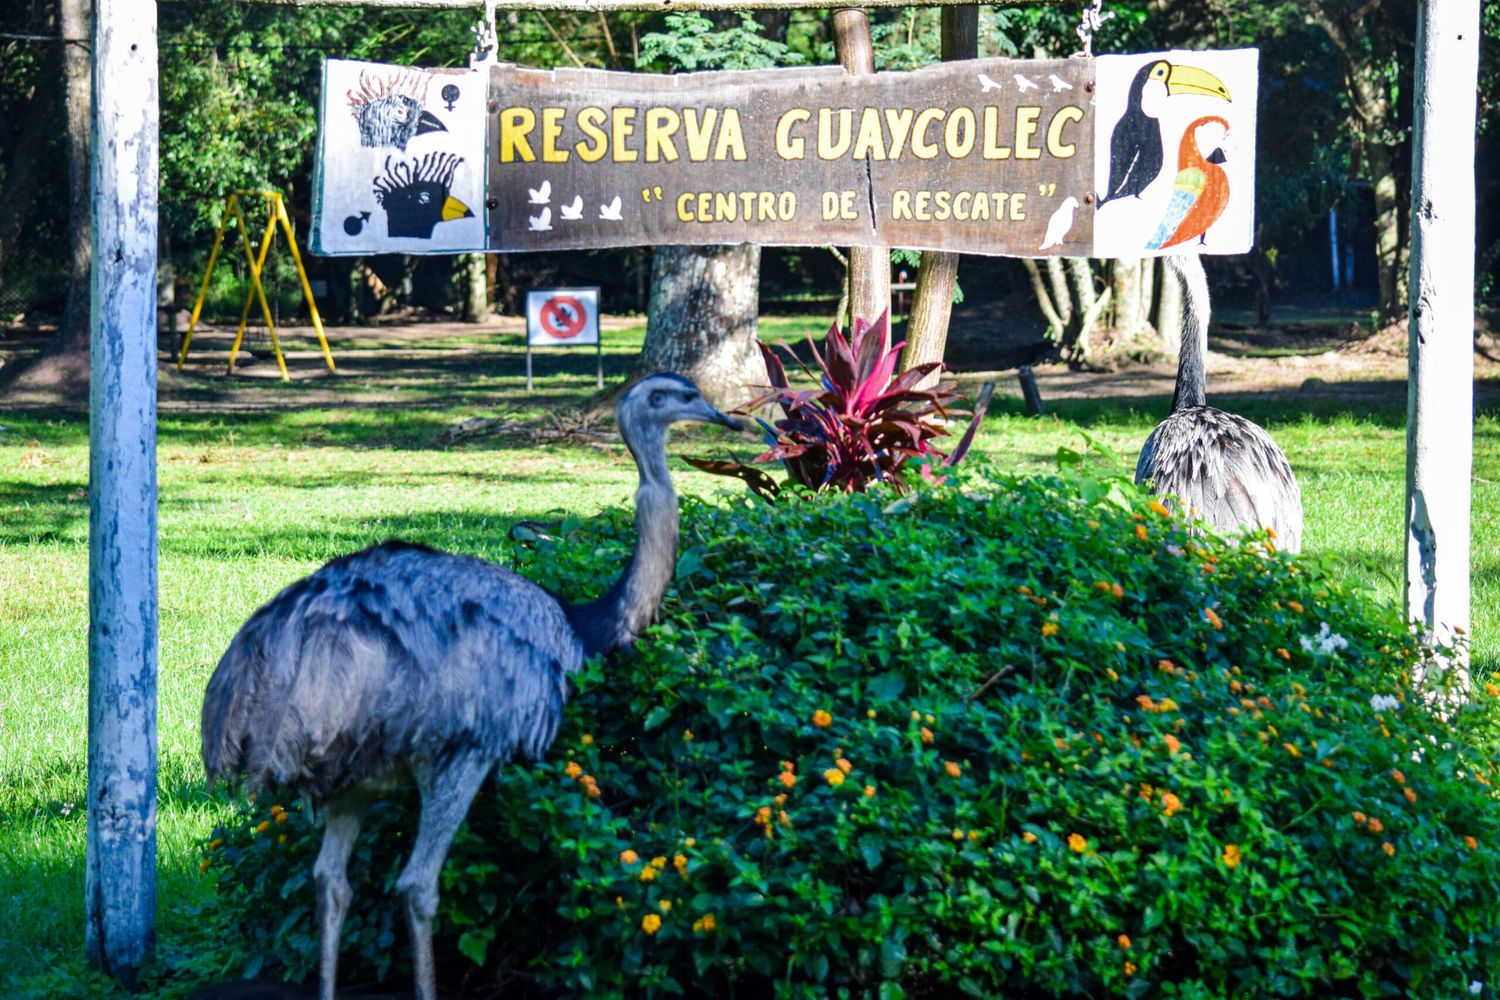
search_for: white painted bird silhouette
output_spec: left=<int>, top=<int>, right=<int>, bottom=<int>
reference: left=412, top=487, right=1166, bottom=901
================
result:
left=1038, top=196, right=1079, bottom=250
left=1049, top=74, right=1073, bottom=92
left=598, top=195, right=623, bottom=221
left=528, top=180, right=551, bottom=205
left=528, top=207, right=553, bottom=232
left=1014, top=74, right=1039, bottom=93
left=978, top=73, right=1003, bottom=93
left=559, top=195, right=584, bottom=220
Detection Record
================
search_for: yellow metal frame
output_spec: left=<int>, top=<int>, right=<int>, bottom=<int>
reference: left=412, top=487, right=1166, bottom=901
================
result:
left=175, top=190, right=336, bottom=380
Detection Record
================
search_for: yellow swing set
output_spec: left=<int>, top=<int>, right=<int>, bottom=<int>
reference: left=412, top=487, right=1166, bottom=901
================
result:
left=175, top=190, right=336, bottom=379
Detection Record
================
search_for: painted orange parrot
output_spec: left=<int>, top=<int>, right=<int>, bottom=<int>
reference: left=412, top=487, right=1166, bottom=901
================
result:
left=1147, top=115, right=1232, bottom=250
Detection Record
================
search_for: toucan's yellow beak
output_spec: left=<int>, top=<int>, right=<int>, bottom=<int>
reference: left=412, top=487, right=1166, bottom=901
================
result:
left=442, top=196, right=474, bottom=221
left=1167, top=64, right=1231, bottom=102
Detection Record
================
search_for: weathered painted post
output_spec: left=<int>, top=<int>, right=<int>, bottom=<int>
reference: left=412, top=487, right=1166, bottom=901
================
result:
left=1405, top=0, right=1478, bottom=679
left=832, top=8, right=890, bottom=327
left=85, top=0, right=159, bottom=984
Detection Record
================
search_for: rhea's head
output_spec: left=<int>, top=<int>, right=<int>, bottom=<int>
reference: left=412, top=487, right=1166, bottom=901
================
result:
left=618, top=373, right=742, bottom=438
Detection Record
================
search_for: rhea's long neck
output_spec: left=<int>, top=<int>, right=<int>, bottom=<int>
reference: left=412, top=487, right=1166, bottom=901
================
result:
left=1169, top=255, right=1210, bottom=412
left=566, top=422, right=680, bottom=658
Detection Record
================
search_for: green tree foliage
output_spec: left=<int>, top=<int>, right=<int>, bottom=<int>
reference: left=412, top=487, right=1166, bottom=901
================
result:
left=639, top=12, right=804, bottom=72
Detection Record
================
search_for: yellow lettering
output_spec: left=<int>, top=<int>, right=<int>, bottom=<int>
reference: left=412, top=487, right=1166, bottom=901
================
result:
left=915, top=191, right=931, bottom=220
left=676, top=192, right=694, bottom=222
left=1010, top=192, right=1027, bottom=220
left=714, top=191, right=737, bottom=222
left=540, top=107, right=568, bottom=163
left=818, top=109, right=853, bottom=160
left=884, top=108, right=915, bottom=158
left=934, top=191, right=952, bottom=221
left=971, top=192, right=990, bottom=220
left=684, top=108, right=718, bottom=161
left=715, top=109, right=747, bottom=161
left=575, top=107, right=608, bottom=163
left=1015, top=107, right=1042, bottom=160
left=645, top=107, right=681, bottom=163
left=739, top=191, right=756, bottom=218
left=612, top=108, right=638, bottom=162
left=990, top=193, right=1008, bottom=217
left=891, top=190, right=912, bottom=220
left=982, top=107, right=1011, bottom=160
left=698, top=192, right=713, bottom=220
left=778, top=191, right=797, bottom=218
left=822, top=191, right=840, bottom=220
left=952, top=192, right=971, bottom=221
left=851, top=107, right=886, bottom=161
left=944, top=109, right=975, bottom=159
left=911, top=108, right=944, bottom=159
left=499, top=108, right=535, bottom=163
left=776, top=109, right=809, bottom=160
left=757, top=191, right=775, bottom=219
left=1047, top=106, right=1084, bottom=158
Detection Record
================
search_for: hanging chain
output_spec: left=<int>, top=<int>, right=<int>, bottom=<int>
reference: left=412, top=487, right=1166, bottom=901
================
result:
left=470, top=0, right=498, bottom=67
left=1075, top=0, right=1115, bottom=59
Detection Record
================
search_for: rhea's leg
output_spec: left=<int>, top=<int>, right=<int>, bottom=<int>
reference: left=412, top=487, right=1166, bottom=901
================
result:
left=313, top=795, right=369, bottom=1000
left=395, top=753, right=492, bottom=1000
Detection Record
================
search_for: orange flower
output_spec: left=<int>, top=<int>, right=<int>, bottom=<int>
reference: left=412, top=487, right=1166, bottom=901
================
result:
left=1276, top=647, right=1291, bottom=661
left=1160, top=792, right=1182, bottom=817
left=1486, top=682, right=1500, bottom=698
left=779, top=770, right=797, bottom=789
left=1464, top=835, right=1478, bottom=850
left=1287, top=600, right=1304, bottom=613
left=1157, top=659, right=1176, bottom=674
left=620, top=849, right=639, bottom=865
left=1367, top=817, right=1385, bottom=834
left=1068, top=833, right=1088, bottom=853
left=1163, top=734, right=1182, bottom=755
left=1403, top=787, right=1417, bottom=804
left=1149, top=500, right=1171, bottom=518
left=836, top=757, right=853, bottom=774
left=863, top=784, right=876, bottom=798
left=1022, top=831, right=1038, bottom=844
left=1042, top=621, right=1060, bottom=637
left=564, top=761, right=583, bottom=779
left=1391, top=769, right=1406, bottom=784
left=693, top=914, right=717, bottom=933
left=199, top=859, right=212, bottom=874
left=1222, top=843, right=1241, bottom=868
left=1124, top=961, right=1138, bottom=976
left=812, top=709, right=833, bottom=728
left=254, top=820, right=270, bottom=834
left=1283, top=742, right=1301, bottom=758
left=1203, top=607, right=1223, bottom=630
left=1382, top=841, right=1396, bottom=857
left=1135, top=523, right=1150, bottom=541
left=1117, top=934, right=1132, bottom=949
left=944, top=761, right=962, bottom=778
left=1111, top=583, right=1124, bottom=599
left=673, top=853, right=688, bottom=875
left=1351, top=811, right=1367, bottom=826
left=642, top=914, right=662, bottom=935
left=920, top=727, right=935, bottom=745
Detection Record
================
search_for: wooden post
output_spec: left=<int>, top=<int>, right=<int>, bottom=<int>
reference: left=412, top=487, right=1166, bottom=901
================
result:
left=1405, top=0, right=1478, bottom=679
left=900, top=5, right=977, bottom=379
left=832, top=8, right=889, bottom=327
left=86, top=0, right=159, bottom=985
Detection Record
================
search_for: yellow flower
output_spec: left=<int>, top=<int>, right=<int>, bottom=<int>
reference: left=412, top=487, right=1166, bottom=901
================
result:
left=967, top=830, right=980, bottom=841
left=683, top=729, right=694, bottom=742
left=693, top=914, right=717, bottom=933
left=1148, top=500, right=1171, bottom=518
left=1160, top=792, right=1182, bottom=817
left=673, top=854, right=689, bottom=876
left=1041, top=621, right=1060, bottom=637
left=812, top=709, right=833, bottom=728
left=836, top=757, right=853, bottom=774
left=867, top=709, right=877, bottom=719
left=564, top=761, right=583, bottom=779
left=659, top=900, right=672, bottom=913
left=1382, top=841, right=1396, bottom=857
left=1118, top=934, right=1132, bottom=949
left=651, top=856, right=668, bottom=870
left=1068, top=833, right=1087, bottom=853
left=1022, top=831, right=1038, bottom=844
left=278, top=834, right=287, bottom=844
left=274, top=811, right=289, bottom=823
left=911, top=709, right=922, bottom=720
left=925, top=713, right=936, bottom=724
left=620, top=849, right=639, bottom=864
left=640, top=867, right=657, bottom=882
left=1222, top=843, right=1241, bottom=868
left=642, top=914, right=661, bottom=935
left=944, top=761, right=962, bottom=778
left=581, top=734, right=594, bottom=745
left=863, top=784, right=876, bottom=798
left=1283, top=742, right=1301, bottom=758
left=1135, top=523, right=1149, bottom=541
left=824, top=768, right=845, bottom=786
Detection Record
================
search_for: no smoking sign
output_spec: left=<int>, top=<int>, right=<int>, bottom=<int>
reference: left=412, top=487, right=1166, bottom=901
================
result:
left=527, top=288, right=599, bottom=346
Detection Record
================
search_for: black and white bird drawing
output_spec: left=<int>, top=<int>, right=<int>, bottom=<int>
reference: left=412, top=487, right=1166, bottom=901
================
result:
left=559, top=195, right=584, bottom=220
left=1038, top=196, right=1079, bottom=250
left=1136, top=256, right=1303, bottom=551
left=347, top=70, right=446, bottom=152
left=201, top=374, right=741, bottom=1000
left=599, top=195, right=623, bottom=221
left=528, top=180, right=552, bottom=205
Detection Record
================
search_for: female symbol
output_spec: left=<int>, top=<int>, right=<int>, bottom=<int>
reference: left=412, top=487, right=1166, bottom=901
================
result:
left=441, top=84, right=461, bottom=111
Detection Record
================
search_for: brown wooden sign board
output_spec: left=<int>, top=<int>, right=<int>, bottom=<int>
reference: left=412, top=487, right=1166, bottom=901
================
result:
left=487, top=58, right=1094, bottom=257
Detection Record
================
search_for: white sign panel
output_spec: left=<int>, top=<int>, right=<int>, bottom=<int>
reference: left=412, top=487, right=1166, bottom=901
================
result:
left=1091, top=48, right=1258, bottom=258
left=311, top=59, right=488, bottom=255
left=526, top=288, right=600, bottom=346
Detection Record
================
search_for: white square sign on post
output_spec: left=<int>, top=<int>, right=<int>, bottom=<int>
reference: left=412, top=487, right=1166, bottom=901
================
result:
left=524, top=287, right=602, bottom=391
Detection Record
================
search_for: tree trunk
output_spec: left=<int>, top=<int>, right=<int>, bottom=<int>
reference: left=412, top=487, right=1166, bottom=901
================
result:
left=832, top=10, right=889, bottom=327
left=635, top=244, right=767, bottom=408
left=0, top=0, right=93, bottom=402
left=1110, top=258, right=1152, bottom=342
left=457, top=252, right=488, bottom=322
left=1366, top=140, right=1408, bottom=319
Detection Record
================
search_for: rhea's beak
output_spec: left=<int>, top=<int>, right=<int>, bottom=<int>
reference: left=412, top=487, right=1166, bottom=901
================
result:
left=695, top=398, right=743, bottom=431
left=416, top=110, right=448, bottom=136
left=1166, top=64, right=1231, bottom=102
left=442, top=196, right=474, bottom=222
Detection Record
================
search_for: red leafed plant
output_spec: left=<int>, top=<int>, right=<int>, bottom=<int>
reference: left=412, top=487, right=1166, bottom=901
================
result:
left=687, top=312, right=991, bottom=499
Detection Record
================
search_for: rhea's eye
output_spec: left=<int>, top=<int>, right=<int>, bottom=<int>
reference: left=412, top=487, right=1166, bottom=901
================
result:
left=649, top=389, right=665, bottom=407
left=683, top=391, right=699, bottom=403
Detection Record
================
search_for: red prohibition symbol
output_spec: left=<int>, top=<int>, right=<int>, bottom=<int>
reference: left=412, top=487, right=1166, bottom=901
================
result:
left=539, top=295, right=588, bottom=339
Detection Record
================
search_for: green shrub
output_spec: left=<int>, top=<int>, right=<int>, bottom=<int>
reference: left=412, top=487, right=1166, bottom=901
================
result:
left=204, top=458, right=1500, bottom=999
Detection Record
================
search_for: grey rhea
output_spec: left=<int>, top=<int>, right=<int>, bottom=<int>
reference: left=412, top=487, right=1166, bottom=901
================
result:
left=200, top=374, right=740, bottom=1000
left=1135, top=256, right=1304, bottom=552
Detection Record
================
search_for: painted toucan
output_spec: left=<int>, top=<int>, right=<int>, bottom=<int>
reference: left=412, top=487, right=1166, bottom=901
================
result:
left=1098, top=60, right=1231, bottom=207
left=1146, top=115, right=1232, bottom=250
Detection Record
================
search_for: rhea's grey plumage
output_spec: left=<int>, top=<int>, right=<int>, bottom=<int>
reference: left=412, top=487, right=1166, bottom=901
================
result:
left=200, top=373, right=739, bottom=1000
left=1135, top=256, right=1304, bottom=552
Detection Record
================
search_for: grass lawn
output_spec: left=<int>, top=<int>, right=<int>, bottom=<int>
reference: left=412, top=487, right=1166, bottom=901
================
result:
left=1, top=314, right=1497, bottom=996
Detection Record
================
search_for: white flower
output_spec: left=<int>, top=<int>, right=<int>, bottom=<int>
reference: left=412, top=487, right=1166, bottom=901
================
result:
left=1300, top=622, right=1349, bottom=656
left=1369, top=694, right=1400, bottom=712
left=1469, top=981, right=1481, bottom=996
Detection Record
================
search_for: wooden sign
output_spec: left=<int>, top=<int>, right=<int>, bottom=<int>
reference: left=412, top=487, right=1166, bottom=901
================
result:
left=311, top=51, right=1256, bottom=259
left=487, top=58, right=1093, bottom=257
